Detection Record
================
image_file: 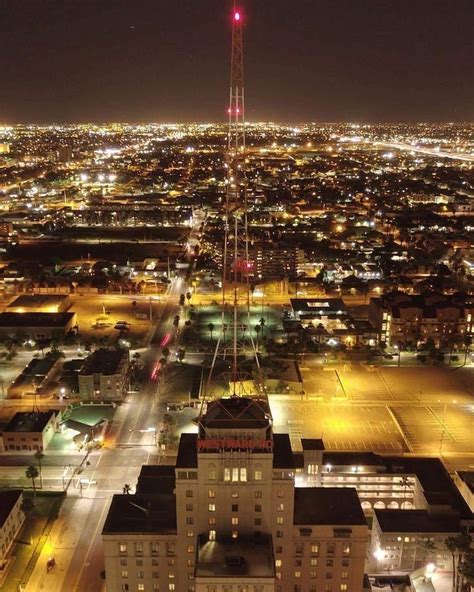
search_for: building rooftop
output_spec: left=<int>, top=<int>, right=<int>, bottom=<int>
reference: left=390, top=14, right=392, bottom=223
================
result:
left=374, top=509, right=460, bottom=533
left=294, top=487, right=367, bottom=526
left=195, top=533, right=275, bottom=579
left=0, top=312, right=75, bottom=328
left=0, top=490, right=22, bottom=528
left=23, top=357, right=58, bottom=376
left=102, top=493, right=177, bottom=535
left=199, top=397, right=272, bottom=431
left=136, top=465, right=176, bottom=497
left=80, top=348, right=127, bottom=376
left=273, top=433, right=295, bottom=469
left=176, top=433, right=198, bottom=468
left=7, top=294, right=69, bottom=310
left=290, top=298, right=348, bottom=315
left=301, top=438, right=325, bottom=451
left=5, top=410, right=57, bottom=433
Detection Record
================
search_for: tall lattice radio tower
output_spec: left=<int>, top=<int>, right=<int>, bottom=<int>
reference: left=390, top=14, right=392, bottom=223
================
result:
left=204, top=3, right=266, bottom=405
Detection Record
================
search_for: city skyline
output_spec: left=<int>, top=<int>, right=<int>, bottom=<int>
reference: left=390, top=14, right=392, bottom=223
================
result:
left=0, top=0, right=472, bottom=123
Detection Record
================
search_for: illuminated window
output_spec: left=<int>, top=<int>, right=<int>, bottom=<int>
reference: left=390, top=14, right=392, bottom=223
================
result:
left=209, top=530, right=216, bottom=541
left=224, top=467, right=231, bottom=482
left=240, top=467, right=247, bottom=482
left=232, top=467, right=239, bottom=482
left=275, top=559, right=282, bottom=567
left=187, top=545, right=194, bottom=553
left=311, top=544, right=319, bottom=554
left=231, top=490, right=238, bottom=498
left=150, top=542, right=159, bottom=555
left=277, top=516, right=284, bottom=524
left=208, top=504, right=216, bottom=512
left=208, top=490, right=216, bottom=498
left=232, top=517, right=239, bottom=525
left=232, top=530, right=238, bottom=539
left=208, top=517, right=216, bottom=525
left=121, top=570, right=128, bottom=578
left=278, top=503, right=284, bottom=511
left=119, top=543, right=127, bottom=554
left=254, top=469, right=262, bottom=481
left=208, top=464, right=216, bottom=480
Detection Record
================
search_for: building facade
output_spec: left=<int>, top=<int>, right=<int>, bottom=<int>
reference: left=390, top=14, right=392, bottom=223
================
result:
left=369, top=292, right=474, bottom=347
left=0, top=490, right=25, bottom=569
left=103, top=397, right=368, bottom=592
left=2, top=410, right=60, bottom=452
left=79, top=348, right=129, bottom=401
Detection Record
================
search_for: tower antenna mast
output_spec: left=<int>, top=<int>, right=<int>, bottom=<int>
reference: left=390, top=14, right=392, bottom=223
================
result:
left=204, top=2, right=263, bottom=402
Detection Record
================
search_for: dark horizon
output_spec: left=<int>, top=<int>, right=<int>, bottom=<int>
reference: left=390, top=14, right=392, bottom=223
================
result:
left=0, top=0, right=472, bottom=124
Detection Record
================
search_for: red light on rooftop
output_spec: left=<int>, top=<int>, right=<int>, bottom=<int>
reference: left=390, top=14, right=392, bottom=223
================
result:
left=234, top=11, right=241, bottom=22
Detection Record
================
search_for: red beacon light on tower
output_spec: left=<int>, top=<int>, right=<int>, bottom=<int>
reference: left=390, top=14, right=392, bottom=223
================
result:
left=234, top=10, right=241, bottom=23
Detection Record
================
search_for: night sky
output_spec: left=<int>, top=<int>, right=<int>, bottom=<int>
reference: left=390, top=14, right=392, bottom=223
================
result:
left=0, top=0, right=472, bottom=123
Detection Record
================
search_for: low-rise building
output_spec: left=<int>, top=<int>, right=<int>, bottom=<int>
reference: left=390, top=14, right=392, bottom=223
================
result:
left=7, top=357, right=60, bottom=398
left=78, top=348, right=129, bottom=400
left=0, top=312, right=77, bottom=341
left=2, top=410, right=60, bottom=452
left=370, top=509, right=460, bottom=573
left=369, top=292, right=474, bottom=347
left=0, top=490, right=25, bottom=570
left=6, top=294, right=71, bottom=313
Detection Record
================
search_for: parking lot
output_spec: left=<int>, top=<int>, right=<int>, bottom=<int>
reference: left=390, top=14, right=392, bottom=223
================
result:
left=270, top=398, right=406, bottom=452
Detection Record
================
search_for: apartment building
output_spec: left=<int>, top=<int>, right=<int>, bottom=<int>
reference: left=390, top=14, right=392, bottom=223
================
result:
left=102, top=397, right=368, bottom=592
left=0, top=490, right=25, bottom=569
left=78, top=348, right=129, bottom=401
left=369, top=292, right=474, bottom=347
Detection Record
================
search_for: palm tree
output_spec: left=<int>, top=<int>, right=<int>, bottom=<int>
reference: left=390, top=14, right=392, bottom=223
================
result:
left=259, top=317, right=266, bottom=336
left=20, top=497, right=35, bottom=544
left=207, top=322, right=215, bottom=341
left=34, top=450, right=45, bottom=488
left=25, top=465, right=39, bottom=504
left=255, top=324, right=262, bottom=350
left=445, top=532, right=472, bottom=592
left=123, top=484, right=132, bottom=495
left=399, top=476, right=410, bottom=506
left=459, top=550, right=474, bottom=591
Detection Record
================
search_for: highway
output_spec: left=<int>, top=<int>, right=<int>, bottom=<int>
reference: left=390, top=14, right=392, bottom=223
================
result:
left=373, top=140, right=474, bottom=162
